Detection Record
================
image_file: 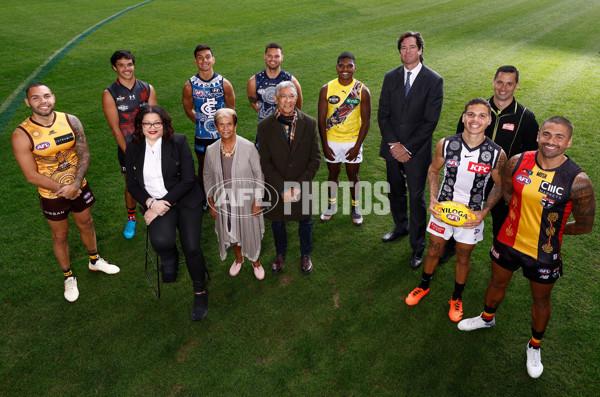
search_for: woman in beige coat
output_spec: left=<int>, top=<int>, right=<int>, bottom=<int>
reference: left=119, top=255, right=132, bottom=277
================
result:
left=203, top=109, right=265, bottom=280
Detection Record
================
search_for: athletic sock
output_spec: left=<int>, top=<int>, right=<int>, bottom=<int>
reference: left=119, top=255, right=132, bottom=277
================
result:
left=529, top=327, right=545, bottom=349
left=328, top=197, right=337, bottom=209
left=351, top=198, right=359, bottom=210
left=63, top=268, right=74, bottom=280
left=452, top=282, right=465, bottom=300
left=482, top=304, right=496, bottom=322
left=418, top=271, right=433, bottom=290
left=89, top=250, right=99, bottom=264
left=127, top=207, right=136, bottom=222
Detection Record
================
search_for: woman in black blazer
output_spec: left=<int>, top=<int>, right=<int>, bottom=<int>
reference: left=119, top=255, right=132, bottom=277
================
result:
left=126, top=105, right=207, bottom=321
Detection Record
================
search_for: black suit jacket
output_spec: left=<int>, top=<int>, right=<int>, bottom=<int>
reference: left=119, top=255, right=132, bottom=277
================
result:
left=256, top=109, right=321, bottom=221
left=126, top=133, right=204, bottom=212
left=378, top=64, right=444, bottom=162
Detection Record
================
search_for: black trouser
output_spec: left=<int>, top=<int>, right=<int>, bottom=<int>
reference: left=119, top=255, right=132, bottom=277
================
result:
left=148, top=204, right=206, bottom=290
left=386, top=158, right=428, bottom=254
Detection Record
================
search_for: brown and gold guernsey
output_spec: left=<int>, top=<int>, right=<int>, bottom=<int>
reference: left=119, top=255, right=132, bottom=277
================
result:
left=498, top=151, right=581, bottom=263
left=18, top=112, right=87, bottom=199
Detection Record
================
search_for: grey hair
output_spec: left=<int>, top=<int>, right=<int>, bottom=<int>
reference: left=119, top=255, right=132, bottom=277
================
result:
left=275, top=81, right=297, bottom=97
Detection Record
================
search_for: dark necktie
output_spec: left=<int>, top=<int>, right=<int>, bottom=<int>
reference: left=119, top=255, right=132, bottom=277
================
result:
left=404, top=71, right=412, bottom=98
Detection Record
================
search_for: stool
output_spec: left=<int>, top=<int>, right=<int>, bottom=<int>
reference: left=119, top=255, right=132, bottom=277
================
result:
left=145, top=227, right=161, bottom=298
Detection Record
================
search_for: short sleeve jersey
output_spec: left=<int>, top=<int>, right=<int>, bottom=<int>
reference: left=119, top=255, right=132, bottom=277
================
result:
left=190, top=73, right=226, bottom=139
left=325, top=78, right=363, bottom=143
left=498, top=151, right=582, bottom=263
left=18, top=112, right=87, bottom=199
left=105, top=79, right=151, bottom=138
left=255, top=69, right=292, bottom=123
left=438, top=134, right=502, bottom=211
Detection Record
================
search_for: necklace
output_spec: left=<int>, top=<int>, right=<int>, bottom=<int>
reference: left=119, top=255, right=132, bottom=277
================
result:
left=221, top=145, right=236, bottom=158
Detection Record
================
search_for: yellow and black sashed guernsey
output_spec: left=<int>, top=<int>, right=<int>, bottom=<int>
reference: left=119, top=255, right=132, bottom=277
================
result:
left=498, top=151, right=582, bottom=262
left=18, top=112, right=87, bottom=199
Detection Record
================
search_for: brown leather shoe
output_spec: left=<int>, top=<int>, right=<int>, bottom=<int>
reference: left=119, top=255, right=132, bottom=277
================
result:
left=300, top=255, right=313, bottom=274
left=271, top=254, right=285, bottom=273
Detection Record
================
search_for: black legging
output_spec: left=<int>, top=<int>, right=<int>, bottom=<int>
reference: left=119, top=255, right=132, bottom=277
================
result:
left=148, top=203, right=206, bottom=290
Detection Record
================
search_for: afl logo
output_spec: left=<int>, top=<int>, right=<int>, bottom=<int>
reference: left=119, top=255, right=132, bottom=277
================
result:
left=328, top=95, right=340, bottom=104
left=516, top=175, right=531, bottom=185
left=83, top=192, right=91, bottom=199
left=446, top=214, right=460, bottom=222
left=36, top=142, right=51, bottom=150
left=538, top=268, right=551, bottom=275
left=446, top=159, right=459, bottom=167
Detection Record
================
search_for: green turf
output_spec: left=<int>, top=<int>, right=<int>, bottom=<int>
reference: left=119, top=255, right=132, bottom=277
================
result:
left=1, top=0, right=599, bottom=395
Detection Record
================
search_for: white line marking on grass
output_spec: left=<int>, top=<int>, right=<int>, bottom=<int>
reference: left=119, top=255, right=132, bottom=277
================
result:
left=0, top=0, right=155, bottom=135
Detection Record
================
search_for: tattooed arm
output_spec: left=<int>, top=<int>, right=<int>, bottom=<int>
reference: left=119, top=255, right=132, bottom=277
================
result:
left=464, top=150, right=507, bottom=228
left=564, top=172, right=595, bottom=235
left=483, top=150, right=507, bottom=212
left=55, top=114, right=89, bottom=199
left=501, top=154, right=520, bottom=205
left=427, top=138, right=446, bottom=220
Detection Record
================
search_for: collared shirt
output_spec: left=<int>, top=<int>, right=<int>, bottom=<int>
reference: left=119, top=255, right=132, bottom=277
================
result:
left=404, top=62, right=422, bottom=87
left=143, top=137, right=168, bottom=199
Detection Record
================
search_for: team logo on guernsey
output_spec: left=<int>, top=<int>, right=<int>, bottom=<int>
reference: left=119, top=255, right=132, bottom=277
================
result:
left=516, top=175, right=531, bottom=185
left=446, top=159, right=459, bottom=167
left=541, top=197, right=555, bottom=208
left=467, top=162, right=491, bottom=174
left=502, top=123, right=515, bottom=131
left=328, top=95, right=340, bottom=104
left=36, top=142, right=51, bottom=150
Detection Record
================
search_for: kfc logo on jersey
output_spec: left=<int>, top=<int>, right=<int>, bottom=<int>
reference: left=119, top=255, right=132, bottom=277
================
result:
left=36, top=142, right=51, bottom=150
left=446, top=159, right=460, bottom=167
left=467, top=162, right=491, bottom=174
left=502, top=123, right=515, bottom=131
left=516, top=175, right=531, bottom=185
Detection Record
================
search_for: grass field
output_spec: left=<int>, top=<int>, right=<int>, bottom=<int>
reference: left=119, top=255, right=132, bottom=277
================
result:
left=1, top=0, right=599, bottom=395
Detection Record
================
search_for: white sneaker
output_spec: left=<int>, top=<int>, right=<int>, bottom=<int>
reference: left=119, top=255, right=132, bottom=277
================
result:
left=457, top=313, right=495, bottom=331
left=526, top=344, right=544, bottom=378
left=89, top=257, right=120, bottom=274
left=64, top=277, right=79, bottom=302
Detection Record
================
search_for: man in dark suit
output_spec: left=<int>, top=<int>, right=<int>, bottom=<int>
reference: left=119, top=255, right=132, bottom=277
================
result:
left=257, top=81, right=321, bottom=275
left=378, top=31, right=444, bottom=269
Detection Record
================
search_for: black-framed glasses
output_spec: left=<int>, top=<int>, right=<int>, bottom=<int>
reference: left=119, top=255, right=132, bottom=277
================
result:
left=142, top=122, right=163, bottom=129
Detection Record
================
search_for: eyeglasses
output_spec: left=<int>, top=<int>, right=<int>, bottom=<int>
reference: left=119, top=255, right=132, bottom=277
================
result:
left=142, top=122, right=163, bottom=129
